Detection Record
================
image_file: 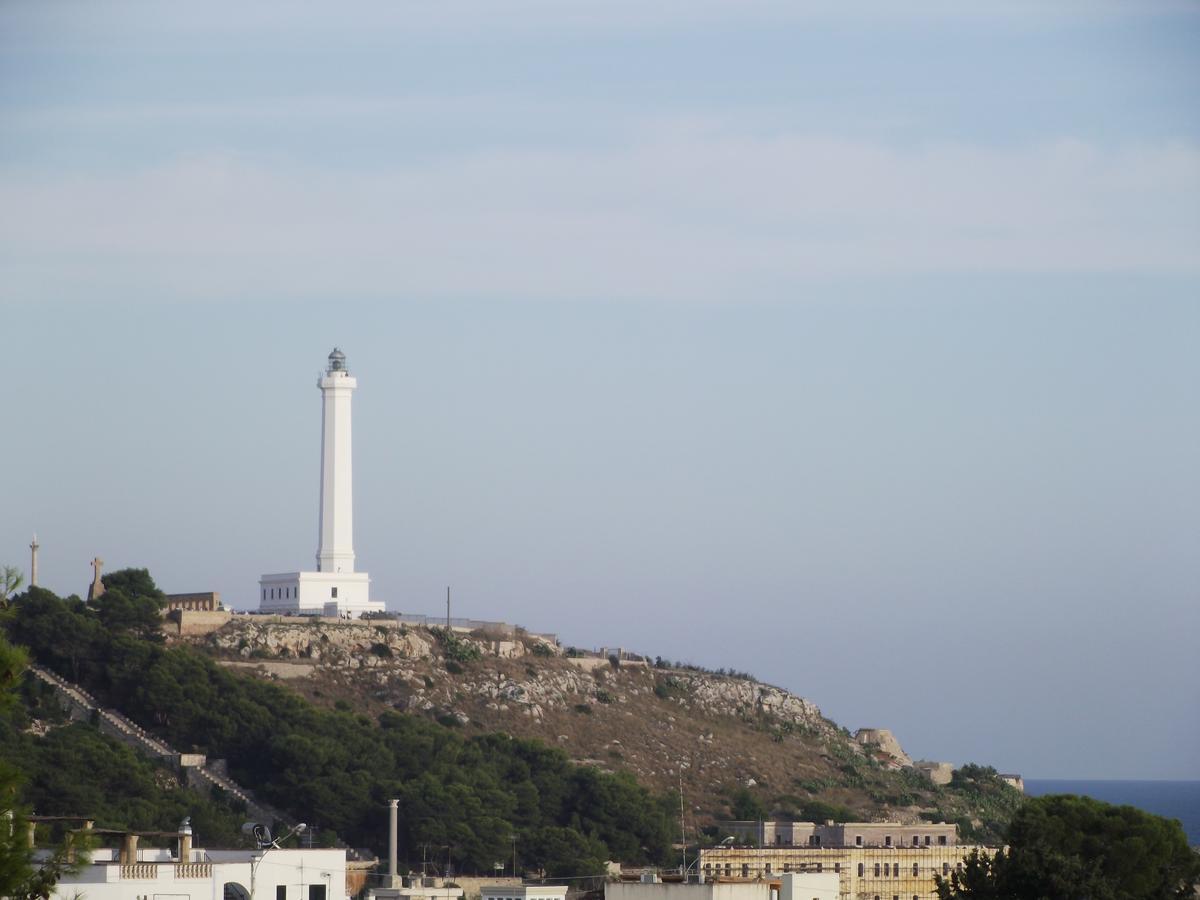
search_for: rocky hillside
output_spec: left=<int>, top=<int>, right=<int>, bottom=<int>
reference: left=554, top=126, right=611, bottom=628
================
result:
left=186, top=618, right=1020, bottom=842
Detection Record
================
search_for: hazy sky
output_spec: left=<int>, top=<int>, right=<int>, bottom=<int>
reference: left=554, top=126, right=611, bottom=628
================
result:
left=2, top=2, right=1198, bottom=780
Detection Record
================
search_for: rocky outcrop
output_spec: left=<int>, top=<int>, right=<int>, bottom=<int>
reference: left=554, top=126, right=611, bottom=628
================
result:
left=198, top=620, right=831, bottom=735
left=207, top=620, right=440, bottom=664
left=853, top=728, right=913, bottom=768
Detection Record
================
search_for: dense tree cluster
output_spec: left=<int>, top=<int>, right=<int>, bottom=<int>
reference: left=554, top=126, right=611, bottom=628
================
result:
left=4, top=574, right=675, bottom=876
left=1, top=627, right=243, bottom=900
left=936, top=794, right=1199, bottom=900
left=1, top=696, right=250, bottom=847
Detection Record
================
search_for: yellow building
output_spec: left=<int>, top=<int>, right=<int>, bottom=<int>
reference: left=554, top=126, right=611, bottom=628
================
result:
left=698, top=845, right=991, bottom=900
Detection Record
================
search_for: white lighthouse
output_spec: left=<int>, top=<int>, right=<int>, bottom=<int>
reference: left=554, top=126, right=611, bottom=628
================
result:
left=258, top=349, right=384, bottom=618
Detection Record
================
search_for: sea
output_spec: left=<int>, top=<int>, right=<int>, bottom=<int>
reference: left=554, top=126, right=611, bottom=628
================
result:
left=1024, top=780, right=1200, bottom=846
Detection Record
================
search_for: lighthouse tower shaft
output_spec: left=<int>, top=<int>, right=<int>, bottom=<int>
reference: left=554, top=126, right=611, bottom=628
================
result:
left=316, top=356, right=357, bottom=574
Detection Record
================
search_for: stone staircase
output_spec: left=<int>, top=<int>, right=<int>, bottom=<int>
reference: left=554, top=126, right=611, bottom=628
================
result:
left=28, top=664, right=292, bottom=830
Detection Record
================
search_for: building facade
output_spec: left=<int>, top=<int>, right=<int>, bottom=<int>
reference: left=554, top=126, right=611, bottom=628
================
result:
left=608, top=874, right=838, bottom=900
left=717, top=822, right=957, bottom=850
left=165, top=592, right=222, bottom=611
left=698, top=846, right=985, bottom=900
left=45, top=843, right=347, bottom=900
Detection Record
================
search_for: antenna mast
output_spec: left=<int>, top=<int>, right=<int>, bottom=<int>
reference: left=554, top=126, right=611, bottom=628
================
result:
left=679, top=771, right=687, bottom=879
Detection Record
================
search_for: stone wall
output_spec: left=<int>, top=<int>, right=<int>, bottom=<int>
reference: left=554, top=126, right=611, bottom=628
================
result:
left=166, top=609, right=233, bottom=636
left=914, top=760, right=954, bottom=786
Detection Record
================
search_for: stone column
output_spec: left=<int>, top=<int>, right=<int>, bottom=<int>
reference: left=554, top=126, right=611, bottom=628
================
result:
left=121, top=833, right=140, bottom=865
left=388, top=799, right=399, bottom=887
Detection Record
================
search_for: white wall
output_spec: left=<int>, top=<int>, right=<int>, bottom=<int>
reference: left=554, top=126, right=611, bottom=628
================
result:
left=778, top=872, right=839, bottom=900
left=49, top=847, right=347, bottom=900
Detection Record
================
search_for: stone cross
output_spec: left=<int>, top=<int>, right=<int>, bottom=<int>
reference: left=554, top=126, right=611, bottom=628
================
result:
left=87, top=556, right=105, bottom=602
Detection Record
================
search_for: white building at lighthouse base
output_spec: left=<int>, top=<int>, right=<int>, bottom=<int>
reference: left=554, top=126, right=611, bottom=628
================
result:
left=258, top=570, right=383, bottom=618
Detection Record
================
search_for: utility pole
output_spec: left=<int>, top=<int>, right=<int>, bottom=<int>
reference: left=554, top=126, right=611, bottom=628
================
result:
left=679, top=772, right=687, bottom=880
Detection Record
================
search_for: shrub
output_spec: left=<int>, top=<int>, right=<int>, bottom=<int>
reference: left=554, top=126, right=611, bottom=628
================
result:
left=430, top=627, right=482, bottom=663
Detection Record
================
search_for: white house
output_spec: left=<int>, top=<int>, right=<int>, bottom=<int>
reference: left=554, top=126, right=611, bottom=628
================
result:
left=605, top=873, right=838, bottom=900
left=45, top=842, right=347, bottom=900
left=482, top=886, right=568, bottom=900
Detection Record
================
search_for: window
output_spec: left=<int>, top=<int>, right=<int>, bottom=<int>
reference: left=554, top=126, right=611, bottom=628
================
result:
left=858, top=864, right=865, bottom=877
left=856, top=835, right=863, bottom=847
left=725, top=864, right=731, bottom=877
left=775, top=835, right=782, bottom=845
left=874, top=863, right=881, bottom=877
left=813, top=835, right=821, bottom=846
left=885, top=836, right=893, bottom=848
left=912, top=863, right=919, bottom=876
left=912, top=836, right=920, bottom=846
left=938, top=836, right=947, bottom=846
left=308, top=887, right=326, bottom=900
left=765, top=864, right=772, bottom=874
left=893, top=895, right=900, bottom=900
left=883, top=864, right=890, bottom=876
left=942, top=864, right=949, bottom=876
left=741, top=864, right=749, bottom=878
left=834, top=864, right=841, bottom=874
left=331, top=587, right=338, bottom=598
left=783, top=864, right=790, bottom=873
left=277, top=887, right=286, bottom=900
left=924, top=836, right=931, bottom=846
left=704, top=865, right=712, bottom=876
left=262, top=589, right=266, bottom=601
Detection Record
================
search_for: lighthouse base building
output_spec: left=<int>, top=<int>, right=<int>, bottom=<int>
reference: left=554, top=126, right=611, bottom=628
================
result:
left=259, top=571, right=377, bottom=617
left=259, top=348, right=384, bottom=619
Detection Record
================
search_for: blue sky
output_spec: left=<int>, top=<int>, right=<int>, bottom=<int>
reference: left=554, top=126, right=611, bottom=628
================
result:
left=1, top=1, right=1198, bottom=779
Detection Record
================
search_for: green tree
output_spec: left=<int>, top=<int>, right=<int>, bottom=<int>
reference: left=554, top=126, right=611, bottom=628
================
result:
left=0, top=567, right=23, bottom=607
left=92, top=568, right=166, bottom=638
left=936, top=794, right=1200, bottom=900
left=0, top=632, right=87, bottom=900
left=728, top=787, right=766, bottom=821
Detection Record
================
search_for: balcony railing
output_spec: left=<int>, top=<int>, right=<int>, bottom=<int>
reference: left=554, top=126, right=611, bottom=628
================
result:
left=175, top=863, right=214, bottom=879
left=120, top=863, right=159, bottom=879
